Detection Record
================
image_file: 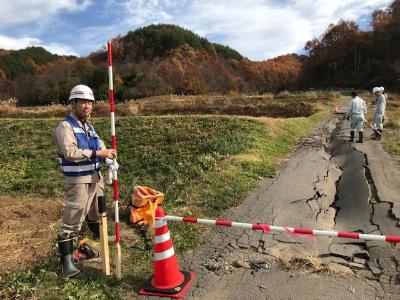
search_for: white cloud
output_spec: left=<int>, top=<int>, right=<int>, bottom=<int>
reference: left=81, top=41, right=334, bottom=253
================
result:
left=121, top=0, right=175, bottom=25
left=117, top=0, right=392, bottom=60
left=0, top=35, right=40, bottom=49
left=0, top=34, right=78, bottom=56
left=0, top=0, right=393, bottom=60
left=0, top=0, right=93, bottom=28
left=43, top=43, right=79, bottom=56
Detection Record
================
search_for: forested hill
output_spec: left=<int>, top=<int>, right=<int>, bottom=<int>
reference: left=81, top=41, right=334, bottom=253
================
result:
left=0, top=47, right=75, bottom=80
left=0, top=24, right=303, bottom=105
left=0, top=0, right=399, bottom=106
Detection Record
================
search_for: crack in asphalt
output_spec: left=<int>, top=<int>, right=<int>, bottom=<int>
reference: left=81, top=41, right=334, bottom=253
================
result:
left=329, top=165, right=342, bottom=226
left=363, top=152, right=400, bottom=227
left=347, top=144, right=400, bottom=296
left=177, top=113, right=400, bottom=299
left=360, top=154, right=384, bottom=236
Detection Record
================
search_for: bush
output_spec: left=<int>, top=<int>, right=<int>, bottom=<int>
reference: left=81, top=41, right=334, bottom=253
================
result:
left=0, top=103, right=17, bottom=117
left=275, top=90, right=291, bottom=99
left=261, top=93, right=274, bottom=100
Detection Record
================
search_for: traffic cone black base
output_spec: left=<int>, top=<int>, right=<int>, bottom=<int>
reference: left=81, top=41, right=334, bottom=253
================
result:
left=138, top=207, right=195, bottom=298
left=139, top=270, right=195, bottom=299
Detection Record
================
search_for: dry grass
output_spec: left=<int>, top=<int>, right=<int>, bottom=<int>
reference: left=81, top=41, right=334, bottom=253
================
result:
left=229, top=154, right=262, bottom=163
left=304, top=90, right=318, bottom=99
left=238, top=116, right=285, bottom=136
left=92, top=101, right=111, bottom=116
left=265, top=233, right=356, bottom=277
left=279, top=254, right=356, bottom=277
left=0, top=103, right=18, bottom=115
left=0, top=103, right=68, bottom=118
left=261, top=93, right=274, bottom=100
left=0, top=91, right=337, bottom=119
left=136, top=94, right=323, bottom=117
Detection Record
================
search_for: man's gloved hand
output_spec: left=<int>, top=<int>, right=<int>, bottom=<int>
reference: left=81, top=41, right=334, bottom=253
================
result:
left=346, top=115, right=350, bottom=121
left=105, top=158, right=119, bottom=185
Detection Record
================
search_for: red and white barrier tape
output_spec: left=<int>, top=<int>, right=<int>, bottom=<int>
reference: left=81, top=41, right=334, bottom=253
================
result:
left=165, top=215, right=400, bottom=243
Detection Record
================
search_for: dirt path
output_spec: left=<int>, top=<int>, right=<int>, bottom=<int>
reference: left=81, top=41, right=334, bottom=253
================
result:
left=169, top=100, right=400, bottom=299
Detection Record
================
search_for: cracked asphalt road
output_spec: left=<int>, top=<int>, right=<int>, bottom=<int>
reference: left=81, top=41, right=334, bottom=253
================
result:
left=179, top=111, right=400, bottom=300
left=140, top=98, right=400, bottom=299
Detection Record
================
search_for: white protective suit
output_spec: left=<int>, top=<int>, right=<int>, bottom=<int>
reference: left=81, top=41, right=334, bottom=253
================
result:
left=347, top=96, right=367, bottom=132
left=373, top=94, right=386, bottom=130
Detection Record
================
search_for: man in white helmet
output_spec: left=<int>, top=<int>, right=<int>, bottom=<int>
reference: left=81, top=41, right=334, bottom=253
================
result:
left=346, top=90, right=367, bottom=143
left=372, top=86, right=386, bottom=140
left=53, top=84, right=116, bottom=277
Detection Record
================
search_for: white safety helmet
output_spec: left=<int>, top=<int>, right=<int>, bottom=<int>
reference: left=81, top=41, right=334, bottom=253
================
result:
left=379, top=86, right=384, bottom=92
left=372, top=87, right=380, bottom=93
left=69, top=84, right=95, bottom=101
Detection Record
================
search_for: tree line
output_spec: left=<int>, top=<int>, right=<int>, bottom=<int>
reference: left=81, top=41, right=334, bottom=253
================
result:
left=302, top=0, right=400, bottom=89
left=0, top=0, right=399, bottom=106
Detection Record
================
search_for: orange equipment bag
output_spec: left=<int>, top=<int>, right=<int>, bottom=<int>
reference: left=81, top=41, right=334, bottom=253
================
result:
left=130, top=186, right=164, bottom=227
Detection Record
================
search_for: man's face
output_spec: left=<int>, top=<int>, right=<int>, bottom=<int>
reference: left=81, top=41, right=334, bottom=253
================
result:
left=73, top=99, right=93, bottom=120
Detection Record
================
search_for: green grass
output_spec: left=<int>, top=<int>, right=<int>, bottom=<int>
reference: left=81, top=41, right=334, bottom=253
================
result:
left=0, top=112, right=328, bottom=299
left=382, top=97, right=400, bottom=156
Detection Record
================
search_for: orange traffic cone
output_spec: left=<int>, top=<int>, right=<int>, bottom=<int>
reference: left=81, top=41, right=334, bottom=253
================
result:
left=138, top=207, right=195, bottom=298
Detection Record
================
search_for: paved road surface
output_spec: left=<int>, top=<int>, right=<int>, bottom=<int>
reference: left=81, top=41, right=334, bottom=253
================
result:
left=141, top=99, right=400, bottom=299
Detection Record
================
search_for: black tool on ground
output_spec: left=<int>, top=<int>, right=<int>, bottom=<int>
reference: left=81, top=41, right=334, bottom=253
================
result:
left=74, top=238, right=101, bottom=262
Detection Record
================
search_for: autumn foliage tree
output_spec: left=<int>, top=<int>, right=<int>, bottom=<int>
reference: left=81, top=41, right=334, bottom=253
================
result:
left=303, top=0, right=400, bottom=89
left=4, top=0, right=400, bottom=106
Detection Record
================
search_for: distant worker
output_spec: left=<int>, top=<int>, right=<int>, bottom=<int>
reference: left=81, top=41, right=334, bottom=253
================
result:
left=379, top=86, right=387, bottom=123
left=53, top=84, right=116, bottom=277
left=379, top=86, right=387, bottom=100
left=346, top=90, right=367, bottom=143
left=372, top=86, right=386, bottom=140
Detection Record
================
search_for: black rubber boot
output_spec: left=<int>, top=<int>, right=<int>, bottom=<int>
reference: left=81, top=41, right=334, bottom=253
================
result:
left=373, top=130, right=382, bottom=140
left=372, top=130, right=379, bottom=140
left=377, top=130, right=383, bottom=140
left=350, top=131, right=355, bottom=142
left=86, top=217, right=100, bottom=239
left=356, top=132, right=363, bottom=143
left=58, top=237, right=80, bottom=278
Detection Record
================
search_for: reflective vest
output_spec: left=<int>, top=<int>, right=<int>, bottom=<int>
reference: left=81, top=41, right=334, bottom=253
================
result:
left=58, top=116, right=102, bottom=177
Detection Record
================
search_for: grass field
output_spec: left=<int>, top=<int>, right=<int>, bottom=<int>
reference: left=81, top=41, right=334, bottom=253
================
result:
left=382, top=97, right=400, bottom=156
left=358, top=92, right=400, bottom=157
left=0, top=91, right=338, bottom=119
left=0, top=91, right=348, bottom=299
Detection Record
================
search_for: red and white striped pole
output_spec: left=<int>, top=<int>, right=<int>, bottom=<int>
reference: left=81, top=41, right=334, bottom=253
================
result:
left=107, top=41, right=122, bottom=279
left=165, top=215, right=400, bottom=243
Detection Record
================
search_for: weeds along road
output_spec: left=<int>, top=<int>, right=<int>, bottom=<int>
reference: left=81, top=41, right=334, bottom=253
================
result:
left=149, top=99, right=400, bottom=300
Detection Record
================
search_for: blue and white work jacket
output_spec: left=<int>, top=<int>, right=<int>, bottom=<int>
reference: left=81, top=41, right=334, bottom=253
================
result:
left=58, top=116, right=102, bottom=177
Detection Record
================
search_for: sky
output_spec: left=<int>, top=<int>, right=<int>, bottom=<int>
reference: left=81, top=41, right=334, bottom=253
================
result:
left=0, top=0, right=393, bottom=61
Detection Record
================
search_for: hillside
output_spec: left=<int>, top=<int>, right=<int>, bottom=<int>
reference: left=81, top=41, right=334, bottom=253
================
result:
left=0, top=24, right=303, bottom=106
left=0, top=0, right=399, bottom=106
left=0, top=47, right=75, bottom=80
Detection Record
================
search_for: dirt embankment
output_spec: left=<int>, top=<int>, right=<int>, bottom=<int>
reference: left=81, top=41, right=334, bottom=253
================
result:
left=0, top=196, right=62, bottom=273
